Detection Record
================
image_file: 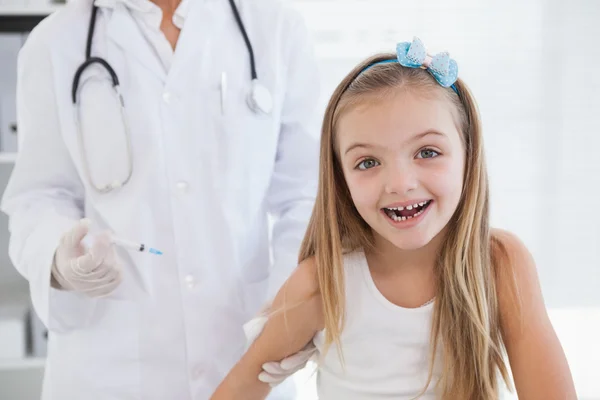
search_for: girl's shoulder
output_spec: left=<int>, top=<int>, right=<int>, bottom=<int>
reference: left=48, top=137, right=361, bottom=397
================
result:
left=277, top=257, right=321, bottom=317
left=490, top=227, right=534, bottom=270
left=289, top=250, right=361, bottom=296
left=490, top=228, right=538, bottom=302
left=289, top=256, right=320, bottom=297
left=490, top=227, right=543, bottom=333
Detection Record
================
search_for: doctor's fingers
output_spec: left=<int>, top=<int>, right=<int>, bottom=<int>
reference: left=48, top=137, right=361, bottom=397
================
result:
left=89, top=232, right=115, bottom=265
left=258, top=370, right=287, bottom=386
left=71, top=233, right=115, bottom=274
left=261, top=362, right=289, bottom=376
left=61, top=218, right=92, bottom=249
left=259, top=356, right=309, bottom=387
left=70, top=257, right=118, bottom=281
left=259, top=344, right=316, bottom=382
left=279, top=343, right=317, bottom=370
left=82, top=270, right=123, bottom=297
left=261, top=351, right=313, bottom=376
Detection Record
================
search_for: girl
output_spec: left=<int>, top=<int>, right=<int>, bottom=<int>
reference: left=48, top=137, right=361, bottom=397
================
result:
left=211, top=37, right=576, bottom=400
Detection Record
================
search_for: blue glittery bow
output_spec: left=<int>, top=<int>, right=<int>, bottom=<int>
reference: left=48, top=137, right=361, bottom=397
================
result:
left=396, top=37, right=458, bottom=88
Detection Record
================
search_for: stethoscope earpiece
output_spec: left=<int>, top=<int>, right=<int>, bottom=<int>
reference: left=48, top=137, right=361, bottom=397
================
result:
left=248, top=80, right=273, bottom=115
left=227, top=0, right=271, bottom=115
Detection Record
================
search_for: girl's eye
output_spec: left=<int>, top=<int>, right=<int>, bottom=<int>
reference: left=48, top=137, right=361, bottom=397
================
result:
left=417, top=149, right=440, bottom=159
left=356, top=159, right=380, bottom=170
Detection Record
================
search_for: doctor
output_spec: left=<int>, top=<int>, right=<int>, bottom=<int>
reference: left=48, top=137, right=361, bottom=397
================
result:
left=1, top=0, right=319, bottom=398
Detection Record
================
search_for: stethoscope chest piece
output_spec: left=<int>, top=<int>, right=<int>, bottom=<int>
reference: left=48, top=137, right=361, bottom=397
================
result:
left=247, top=79, right=273, bottom=115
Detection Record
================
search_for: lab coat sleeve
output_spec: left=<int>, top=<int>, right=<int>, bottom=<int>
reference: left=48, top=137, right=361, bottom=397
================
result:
left=266, top=11, right=321, bottom=298
left=0, top=28, right=91, bottom=331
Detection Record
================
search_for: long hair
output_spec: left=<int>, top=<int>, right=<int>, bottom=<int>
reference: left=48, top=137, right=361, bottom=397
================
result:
left=298, top=53, right=513, bottom=399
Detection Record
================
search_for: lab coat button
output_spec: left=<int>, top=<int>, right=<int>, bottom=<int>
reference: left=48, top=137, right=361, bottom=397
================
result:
left=192, top=366, right=204, bottom=379
left=184, top=275, right=195, bottom=288
left=176, top=181, right=189, bottom=193
left=162, top=92, right=172, bottom=104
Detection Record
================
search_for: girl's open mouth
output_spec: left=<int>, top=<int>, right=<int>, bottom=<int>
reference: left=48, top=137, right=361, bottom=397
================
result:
left=382, top=200, right=433, bottom=222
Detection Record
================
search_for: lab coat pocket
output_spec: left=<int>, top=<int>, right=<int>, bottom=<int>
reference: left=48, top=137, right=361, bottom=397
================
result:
left=215, top=79, right=280, bottom=209
left=47, top=289, right=98, bottom=333
left=83, top=299, right=139, bottom=357
left=65, top=299, right=141, bottom=397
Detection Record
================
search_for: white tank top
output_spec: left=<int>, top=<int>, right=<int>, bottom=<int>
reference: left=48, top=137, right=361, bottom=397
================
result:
left=312, top=250, right=441, bottom=399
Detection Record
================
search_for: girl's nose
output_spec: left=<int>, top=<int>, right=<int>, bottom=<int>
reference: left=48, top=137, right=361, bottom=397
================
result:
left=384, top=163, right=418, bottom=195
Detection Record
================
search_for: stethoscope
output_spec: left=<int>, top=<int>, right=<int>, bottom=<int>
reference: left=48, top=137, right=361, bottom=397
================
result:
left=72, top=0, right=273, bottom=193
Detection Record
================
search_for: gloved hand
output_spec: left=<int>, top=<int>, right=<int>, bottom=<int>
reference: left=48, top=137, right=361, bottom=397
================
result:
left=259, top=342, right=317, bottom=387
left=51, top=218, right=122, bottom=297
left=244, top=304, right=318, bottom=387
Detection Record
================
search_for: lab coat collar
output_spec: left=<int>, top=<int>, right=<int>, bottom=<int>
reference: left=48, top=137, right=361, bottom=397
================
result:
left=168, top=0, right=227, bottom=70
left=103, top=3, right=166, bottom=81
left=95, top=0, right=194, bottom=27
left=94, top=0, right=155, bottom=13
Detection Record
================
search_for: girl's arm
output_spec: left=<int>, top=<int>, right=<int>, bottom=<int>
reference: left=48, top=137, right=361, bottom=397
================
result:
left=494, top=229, right=577, bottom=400
left=211, top=258, right=323, bottom=399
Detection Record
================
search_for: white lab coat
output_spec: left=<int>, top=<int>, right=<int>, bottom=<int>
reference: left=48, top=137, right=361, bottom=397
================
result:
left=0, top=0, right=320, bottom=398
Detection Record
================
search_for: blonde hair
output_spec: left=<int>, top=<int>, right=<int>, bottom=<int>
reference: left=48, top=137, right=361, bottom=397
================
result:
left=298, top=53, right=513, bottom=399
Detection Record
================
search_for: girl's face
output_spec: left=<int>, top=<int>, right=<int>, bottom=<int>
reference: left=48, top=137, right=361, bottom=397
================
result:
left=337, top=90, right=465, bottom=251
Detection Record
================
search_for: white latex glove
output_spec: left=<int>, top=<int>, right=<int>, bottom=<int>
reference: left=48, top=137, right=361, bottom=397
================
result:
left=51, top=218, right=122, bottom=297
left=259, top=342, right=317, bottom=386
left=243, top=306, right=318, bottom=387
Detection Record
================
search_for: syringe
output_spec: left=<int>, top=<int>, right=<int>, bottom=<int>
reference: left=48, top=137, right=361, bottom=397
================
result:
left=110, top=236, right=163, bottom=255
